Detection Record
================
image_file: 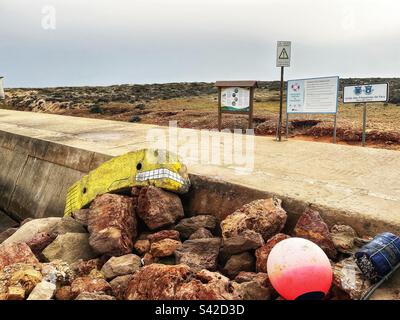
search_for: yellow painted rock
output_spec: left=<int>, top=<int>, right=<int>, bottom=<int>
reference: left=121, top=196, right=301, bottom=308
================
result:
left=64, top=149, right=190, bottom=216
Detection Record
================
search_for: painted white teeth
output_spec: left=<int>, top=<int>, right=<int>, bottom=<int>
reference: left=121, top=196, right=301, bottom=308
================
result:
left=135, top=168, right=186, bottom=185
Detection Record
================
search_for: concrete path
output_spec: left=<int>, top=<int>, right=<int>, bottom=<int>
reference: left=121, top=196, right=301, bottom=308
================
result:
left=0, top=110, right=399, bottom=235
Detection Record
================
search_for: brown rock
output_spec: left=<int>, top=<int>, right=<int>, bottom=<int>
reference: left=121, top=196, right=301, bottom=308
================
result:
left=9, top=269, right=43, bottom=294
left=175, top=270, right=238, bottom=300
left=110, top=274, right=134, bottom=300
left=293, top=208, right=337, bottom=259
left=75, top=292, right=116, bottom=300
left=189, top=228, right=213, bottom=240
left=25, top=232, right=56, bottom=260
left=100, top=254, right=142, bottom=279
left=255, top=233, right=290, bottom=273
left=0, top=228, right=18, bottom=244
left=175, top=238, right=221, bottom=271
left=125, top=264, right=238, bottom=300
left=142, top=253, right=156, bottom=266
left=70, top=276, right=112, bottom=298
left=332, top=257, right=371, bottom=300
left=55, top=286, right=74, bottom=300
left=175, top=215, right=217, bottom=239
left=150, top=239, right=182, bottom=258
left=147, top=230, right=180, bottom=243
left=137, top=186, right=184, bottom=230
left=70, top=259, right=103, bottom=277
left=125, top=264, right=192, bottom=300
left=133, top=239, right=150, bottom=254
left=221, top=198, right=287, bottom=242
left=71, top=209, right=91, bottom=227
left=330, top=225, right=357, bottom=251
left=42, top=233, right=98, bottom=264
left=223, top=252, right=255, bottom=279
left=233, top=272, right=274, bottom=300
left=89, top=194, right=137, bottom=256
left=0, top=243, right=39, bottom=269
left=7, top=286, right=26, bottom=300
left=53, top=216, right=87, bottom=235
left=222, top=230, right=264, bottom=256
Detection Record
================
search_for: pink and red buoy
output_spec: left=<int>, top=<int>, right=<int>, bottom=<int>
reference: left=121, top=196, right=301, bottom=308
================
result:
left=267, top=237, right=333, bottom=300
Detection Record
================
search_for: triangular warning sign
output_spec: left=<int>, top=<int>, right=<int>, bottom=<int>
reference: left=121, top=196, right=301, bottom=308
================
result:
left=279, top=48, right=289, bottom=59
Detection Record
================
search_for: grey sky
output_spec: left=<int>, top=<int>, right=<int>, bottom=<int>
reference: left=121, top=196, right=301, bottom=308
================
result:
left=1, top=0, right=400, bottom=87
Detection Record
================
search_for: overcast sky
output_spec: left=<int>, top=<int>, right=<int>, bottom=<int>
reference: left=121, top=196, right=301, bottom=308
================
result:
left=1, top=0, right=400, bottom=87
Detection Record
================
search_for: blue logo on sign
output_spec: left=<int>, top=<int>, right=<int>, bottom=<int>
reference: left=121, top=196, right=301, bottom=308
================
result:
left=354, top=86, right=362, bottom=95
left=365, top=85, right=373, bottom=95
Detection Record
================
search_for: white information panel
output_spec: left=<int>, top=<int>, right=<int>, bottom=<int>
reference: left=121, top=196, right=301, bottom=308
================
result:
left=343, top=83, right=388, bottom=104
left=221, top=87, right=250, bottom=112
left=287, top=76, right=339, bottom=114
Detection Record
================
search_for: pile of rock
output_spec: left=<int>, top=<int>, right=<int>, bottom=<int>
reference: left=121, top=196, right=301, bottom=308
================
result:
left=0, top=185, right=367, bottom=300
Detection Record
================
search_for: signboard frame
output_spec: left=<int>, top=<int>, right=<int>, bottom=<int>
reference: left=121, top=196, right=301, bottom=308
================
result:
left=285, top=76, right=340, bottom=143
left=216, top=80, right=258, bottom=131
left=286, top=76, right=340, bottom=115
left=342, top=83, right=389, bottom=104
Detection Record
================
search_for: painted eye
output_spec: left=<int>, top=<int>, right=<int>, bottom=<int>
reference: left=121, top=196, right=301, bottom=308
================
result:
left=83, top=187, right=87, bottom=194
left=136, top=163, right=142, bottom=170
left=154, top=150, right=159, bottom=157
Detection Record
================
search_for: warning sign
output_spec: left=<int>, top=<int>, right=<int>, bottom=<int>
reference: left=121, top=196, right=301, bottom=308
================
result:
left=277, top=41, right=291, bottom=67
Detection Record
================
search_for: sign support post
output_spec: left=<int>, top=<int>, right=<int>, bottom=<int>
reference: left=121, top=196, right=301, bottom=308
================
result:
left=276, top=41, right=291, bottom=142
left=277, top=66, right=284, bottom=141
left=333, top=114, right=337, bottom=144
left=362, top=103, right=367, bottom=147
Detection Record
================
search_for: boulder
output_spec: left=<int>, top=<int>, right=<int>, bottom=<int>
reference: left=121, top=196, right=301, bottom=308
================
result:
left=0, top=228, right=18, bottom=244
left=3, top=218, right=61, bottom=245
left=0, top=242, right=39, bottom=269
left=175, top=269, right=238, bottom=300
left=41, top=261, right=74, bottom=285
left=147, top=230, right=180, bottom=243
left=55, top=286, right=74, bottom=300
left=27, top=281, right=56, bottom=300
left=332, top=257, right=371, bottom=300
left=89, top=194, right=137, bottom=256
left=189, top=228, right=213, bottom=240
left=221, top=230, right=264, bottom=256
left=255, top=233, right=290, bottom=273
left=42, top=233, right=98, bottom=264
left=175, top=215, right=217, bottom=239
left=25, top=232, right=56, bottom=260
left=70, top=259, right=103, bottom=277
left=133, top=239, right=150, bottom=255
left=71, top=209, right=90, bottom=227
left=75, top=292, right=116, bottom=300
left=150, top=239, right=181, bottom=258
left=125, top=264, right=191, bottom=300
left=175, top=238, right=221, bottom=271
left=125, top=264, right=238, bottom=300
left=9, top=268, right=43, bottom=294
left=221, top=198, right=287, bottom=242
left=100, top=254, right=142, bottom=279
left=293, top=208, right=337, bottom=259
left=70, top=276, right=112, bottom=298
left=142, top=253, right=156, bottom=266
left=137, top=186, right=184, bottom=230
left=6, top=286, right=25, bottom=300
left=223, top=252, right=255, bottom=278
left=53, top=216, right=87, bottom=235
left=330, top=225, right=357, bottom=252
left=110, top=274, right=134, bottom=300
left=233, top=272, right=273, bottom=300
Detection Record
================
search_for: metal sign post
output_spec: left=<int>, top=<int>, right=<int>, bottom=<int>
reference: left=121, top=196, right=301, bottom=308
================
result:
left=362, top=103, right=367, bottom=147
left=276, top=41, right=291, bottom=142
left=343, top=83, right=389, bottom=147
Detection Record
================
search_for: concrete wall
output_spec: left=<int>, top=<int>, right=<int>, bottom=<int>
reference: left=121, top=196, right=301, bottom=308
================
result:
left=0, top=131, right=110, bottom=221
